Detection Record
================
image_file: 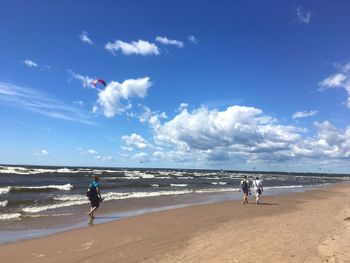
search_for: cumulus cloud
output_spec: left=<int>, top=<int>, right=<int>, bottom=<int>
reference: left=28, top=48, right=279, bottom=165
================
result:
left=23, top=59, right=38, bottom=68
left=122, top=133, right=152, bottom=150
left=0, top=82, right=94, bottom=125
left=132, top=152, right=149, bottom=163
left=296, top=6, right=311, bottom=24
left=94, top=77, right=152, bottom=117
left=292, top=110, right=318, bottom=119
left=34, top=149, right=49, bottom=156
left=145, top=104, right=350, bottom=165
left=319, top=62, right=350, bottom=107
left=105, top=39, right=159, bottom=56
left=79, top=31, right=93, bottom=45
left=188, top=35, right=198, bottom=44
left=155, top=36, right=184, bottom=48
left=68, top=70, right=95, bottom=89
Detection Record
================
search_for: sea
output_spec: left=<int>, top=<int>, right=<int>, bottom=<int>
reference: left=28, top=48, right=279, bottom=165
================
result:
left=1, top=164, right=349, bottom=244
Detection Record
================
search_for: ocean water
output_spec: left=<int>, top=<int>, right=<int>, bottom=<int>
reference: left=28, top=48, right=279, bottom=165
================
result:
left=0, top=164, right=349, bottom=243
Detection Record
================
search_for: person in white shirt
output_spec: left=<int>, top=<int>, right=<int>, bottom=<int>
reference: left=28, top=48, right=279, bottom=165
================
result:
left=252, top=177, right=263, bottom=204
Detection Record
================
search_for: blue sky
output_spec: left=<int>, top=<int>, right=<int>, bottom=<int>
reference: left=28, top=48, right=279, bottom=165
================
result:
left=1, top=0, right=350, bottom=173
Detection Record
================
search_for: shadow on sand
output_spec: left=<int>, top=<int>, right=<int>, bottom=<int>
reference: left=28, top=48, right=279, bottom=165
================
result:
left=257, top=202, right=279, bottom=206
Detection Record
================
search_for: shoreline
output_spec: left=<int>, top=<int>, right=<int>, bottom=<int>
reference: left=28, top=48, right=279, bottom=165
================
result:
left=1, top=183, right=350, bottom=262
left=0, top=183, right=316, bottom=244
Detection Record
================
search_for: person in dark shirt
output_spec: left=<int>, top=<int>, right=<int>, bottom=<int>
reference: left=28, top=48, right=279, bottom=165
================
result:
left=87, top=176, right=102, bottom=225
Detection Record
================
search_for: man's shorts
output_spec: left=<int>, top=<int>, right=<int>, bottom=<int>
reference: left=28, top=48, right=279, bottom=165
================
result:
left=90, top=198, right=100, bottom=208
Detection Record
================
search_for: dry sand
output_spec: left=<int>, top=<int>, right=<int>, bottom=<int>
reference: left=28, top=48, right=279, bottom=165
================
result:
left=1, top=184, right=350, bottom=263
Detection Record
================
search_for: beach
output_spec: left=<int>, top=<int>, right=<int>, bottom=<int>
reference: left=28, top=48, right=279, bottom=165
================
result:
left=1, top=183, right=349, bottom=263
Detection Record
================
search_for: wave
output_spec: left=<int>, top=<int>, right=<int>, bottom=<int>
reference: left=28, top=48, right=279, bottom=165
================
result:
left=9, top=184, right=73, bottom=192
left=264, top=185, right=303, bottom=190
left=170, top=184, right=188, bottom=187
left=0, top=213, right=21, bottom=220
left=211, top=182, right=228, bottom=185
left=22, top=199, right=88, bottom=213
left=0, top=200, right=8, bottom=207
left=0, top=186, right=11, bottom=194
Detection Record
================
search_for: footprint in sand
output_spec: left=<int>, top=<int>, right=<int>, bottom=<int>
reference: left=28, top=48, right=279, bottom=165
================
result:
left=344, top=217, right=350, bottom=222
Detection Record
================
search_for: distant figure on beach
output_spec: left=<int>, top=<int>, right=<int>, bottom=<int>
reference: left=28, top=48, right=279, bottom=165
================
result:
left=239, top=175, right=250, bottom=204
left=87, top=176, right=103, bottom=225
left=252, top=177, right=263, bottom=204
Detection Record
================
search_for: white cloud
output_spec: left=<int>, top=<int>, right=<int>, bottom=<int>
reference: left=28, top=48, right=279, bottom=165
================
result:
left=319, top=73, right=346, bottom=90
left=146, top=104, right=350, bottom=165
left=178, top=103, right=188, bottom=111
left=0, top=82, right=94, bottom=124
left=122, top=133, right=152, bottom=150
left=94, top=77, right=152, bottom=117
left=79, top=31, right=93, bottom=45
left=296, top=7, right=311, bottom=24
left=23, top=59, right=38, bottom=68
left=73, top=101, right=84, bottom=106
left=105, top=39, right=159, bottom=56
left=155, top=36, right=184, bottom=48
left=292, top=110, right=318, bottom=119
left=188, top=35, right=198, bottom=44
left=88, top=149, right=98, bottom=155
left=132, top=152, right=149, bottom=163
left=34, top=149, right=50, bottom=156
left=68, top=70, right=95, bottom=89
left=319, top=62, right=350, bottom=107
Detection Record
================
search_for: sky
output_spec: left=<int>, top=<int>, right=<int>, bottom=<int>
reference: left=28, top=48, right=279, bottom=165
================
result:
left=1, top=0, right=350, bottom=173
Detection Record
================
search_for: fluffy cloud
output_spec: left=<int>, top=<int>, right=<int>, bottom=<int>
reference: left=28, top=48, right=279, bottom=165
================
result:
left=143, top=105, right=350, bottom=164
left=105, top=40, right=159, bottom=56
left=122, top=133, right=152, bottom=150
left=292, top=110, right=318, bottom=119
left=94, top=77, right=152, bottom=117
left=319, top=62, right=350, bottom=107
left=23, top=59, right=38, bottom=68
left=296, top=6, right=311, bottom=24
left=79, top=31, right=93, bottom=45
left=155, top=36, right=184, bottom=48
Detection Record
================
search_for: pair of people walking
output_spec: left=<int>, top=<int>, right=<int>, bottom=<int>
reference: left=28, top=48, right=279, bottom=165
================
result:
left=239, top=176, right=263, bottom=204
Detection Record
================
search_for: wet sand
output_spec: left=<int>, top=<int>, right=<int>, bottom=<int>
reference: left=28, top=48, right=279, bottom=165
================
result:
left=1, top=184, right=349, bottom=262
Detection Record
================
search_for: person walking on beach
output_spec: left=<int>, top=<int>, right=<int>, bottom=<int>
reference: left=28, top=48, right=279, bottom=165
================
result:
left=252, top=177, right=263, bottom=204
left=87, top=176, right=103, bottom=225
left=239, top=175, right=250, bottom=204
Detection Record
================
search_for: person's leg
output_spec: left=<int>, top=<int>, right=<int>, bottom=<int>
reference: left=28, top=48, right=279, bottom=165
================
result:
left=255, top=192, right=259, bottom=204
left=89, top=206, right=97, bottom=217
left=243, top=192, right=248, bottom=204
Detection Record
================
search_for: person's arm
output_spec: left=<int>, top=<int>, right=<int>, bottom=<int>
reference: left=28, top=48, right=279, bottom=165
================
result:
left=96, top=184, right=102, bottom=199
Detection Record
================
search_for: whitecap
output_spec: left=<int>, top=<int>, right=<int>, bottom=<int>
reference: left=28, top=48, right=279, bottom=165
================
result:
left=22, top=199, right=88, bottom=213
left=0, top=186, right=11, bottom=194
left=13, top=183, right=73, bottom=191
left=0, top=200, right=8, bottom=207
left=0, top=213, right=21, bottom=220
left=170, top=184, right=188, bottom=187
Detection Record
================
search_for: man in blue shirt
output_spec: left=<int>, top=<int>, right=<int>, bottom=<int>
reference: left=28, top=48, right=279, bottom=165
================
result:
left=87, top=176, right=102, bottom=225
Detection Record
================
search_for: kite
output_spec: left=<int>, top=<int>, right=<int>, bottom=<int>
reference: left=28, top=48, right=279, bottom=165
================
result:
left=92, top=79, right=106, bottom=88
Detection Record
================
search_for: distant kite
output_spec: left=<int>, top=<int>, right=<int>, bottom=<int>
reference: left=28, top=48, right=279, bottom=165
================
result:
left=92, top=79, right=106, bottom=88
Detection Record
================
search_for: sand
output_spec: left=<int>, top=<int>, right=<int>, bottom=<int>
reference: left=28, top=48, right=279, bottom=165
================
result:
left=1, top=184, right=350, bottom=263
